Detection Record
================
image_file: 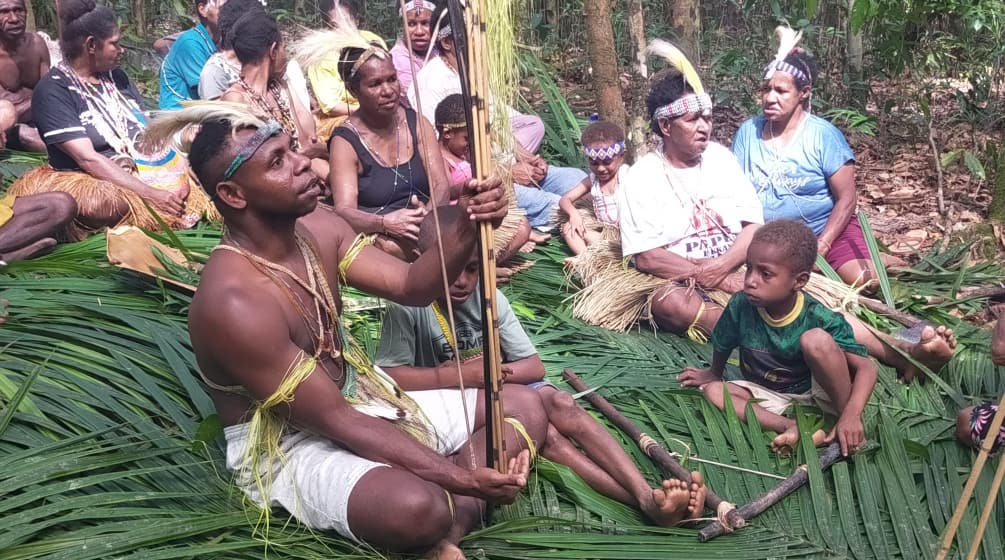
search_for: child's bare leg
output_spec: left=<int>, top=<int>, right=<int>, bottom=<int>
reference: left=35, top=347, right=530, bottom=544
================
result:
left=539, top=387, right=692, bottom=525
left=845, top=314, right=956, bottom=382
left=957, top=407, right=977, bottom=448
left=540, top=423, right=635, bottom=504
left=801, top=328, right=853, bottom=411
left=701, top=381, right=824, bottom=452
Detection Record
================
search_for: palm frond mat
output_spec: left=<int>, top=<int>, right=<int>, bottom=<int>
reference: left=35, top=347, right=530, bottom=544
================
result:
left=1, top=226, right=1004, bottom=559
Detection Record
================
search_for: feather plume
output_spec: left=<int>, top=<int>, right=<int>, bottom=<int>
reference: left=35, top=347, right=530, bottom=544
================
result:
left=646, top=39, right=704, bottom=96
left=765, top=25, right=803, bottom=79
left=292, top=8, right=383, bottom=71
left=141, top=101, right=267, bottom=153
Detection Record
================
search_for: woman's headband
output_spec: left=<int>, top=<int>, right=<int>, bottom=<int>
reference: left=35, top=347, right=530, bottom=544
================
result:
left=401, top=0, right=436, bottom=14
left=652, top=93, right=713, bottom=120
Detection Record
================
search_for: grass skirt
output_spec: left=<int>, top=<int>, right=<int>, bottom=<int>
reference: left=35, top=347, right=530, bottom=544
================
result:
left=8, top=167, right=220, bottom=241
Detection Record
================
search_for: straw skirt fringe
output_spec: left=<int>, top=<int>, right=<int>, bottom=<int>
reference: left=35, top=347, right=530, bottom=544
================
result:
left=568, top=207, right=859, bottom=333
left=8, top=167, right=220, bottom=241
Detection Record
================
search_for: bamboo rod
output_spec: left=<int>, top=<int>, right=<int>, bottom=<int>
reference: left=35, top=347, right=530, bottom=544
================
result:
left=455, top=0, right=507, bottom=472
left=964, top=451, right=1005, bottom=560
left=562, top=369, right=743, bottom=530
left=698, top=443, right=843, bottom=542
left=936, top=391, right=1005, bottom=560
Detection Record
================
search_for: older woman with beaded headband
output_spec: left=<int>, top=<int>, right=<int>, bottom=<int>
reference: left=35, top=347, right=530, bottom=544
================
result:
left=6, top=0, right=217, bottom=240
left=611, top=40, right=764, bottom=340
left=731, top=27, right=904, bottom=289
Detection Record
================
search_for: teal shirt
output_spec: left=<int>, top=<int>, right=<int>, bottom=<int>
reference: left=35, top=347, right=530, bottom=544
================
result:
left=159, top=23, right=216, bottom=110
left=711, top=291, right=867, bottom=394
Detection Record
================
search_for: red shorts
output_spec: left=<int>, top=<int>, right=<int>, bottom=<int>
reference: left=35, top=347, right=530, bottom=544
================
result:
left=825, top=219, right=870, bottom=270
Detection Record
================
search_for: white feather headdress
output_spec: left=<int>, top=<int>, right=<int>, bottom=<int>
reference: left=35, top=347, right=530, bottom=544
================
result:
left=141, top=101, right=268, bottom=153
left=646, top=39, right=705, bottom=96
left=292, top=7, right=388, bottom=73
left=764, top=26, right=803, bottom=79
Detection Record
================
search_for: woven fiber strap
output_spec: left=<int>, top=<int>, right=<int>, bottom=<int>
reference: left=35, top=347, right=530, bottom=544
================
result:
left=223, top=121, right=282, bottom=180
left=652, top=93, right=713, bottom=120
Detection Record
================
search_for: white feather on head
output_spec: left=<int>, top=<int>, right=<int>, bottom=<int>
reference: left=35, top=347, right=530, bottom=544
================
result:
left=141, top=101, right=269, bottom=153
left=646, top=39, right=704, bottom=96
left=764, top=26, right=803, bottom=79
left=292, top=7, right=387, bottom=74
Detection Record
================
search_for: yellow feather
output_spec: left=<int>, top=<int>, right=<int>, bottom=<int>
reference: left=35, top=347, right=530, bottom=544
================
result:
left=646, top=39, right=704, bottom=95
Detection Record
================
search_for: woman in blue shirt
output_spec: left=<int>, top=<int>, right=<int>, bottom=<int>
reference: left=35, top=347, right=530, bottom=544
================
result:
left=732, top=47, right=891, bottom=288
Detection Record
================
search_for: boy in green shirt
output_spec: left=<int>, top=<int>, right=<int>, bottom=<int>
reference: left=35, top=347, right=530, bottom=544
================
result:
left=680, top=220, right=877, bottom=456
left=378, top=206, right=707, bottom=526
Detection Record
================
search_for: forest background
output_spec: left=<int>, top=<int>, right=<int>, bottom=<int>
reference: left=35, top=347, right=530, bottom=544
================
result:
left=13, top=0, right=1005, bottom=254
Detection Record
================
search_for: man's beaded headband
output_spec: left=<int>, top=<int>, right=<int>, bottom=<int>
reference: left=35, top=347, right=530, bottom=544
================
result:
left=583, top=141, right=625, bottom=162
left=438, top=120, right=467, bottom=131
left=223, top=121, right=282, bottom=181
left=652, top=93, right=713, bottom=120
left=764, top=60, right=808, bottom=85
left=401, top=0, right=436, bottom=14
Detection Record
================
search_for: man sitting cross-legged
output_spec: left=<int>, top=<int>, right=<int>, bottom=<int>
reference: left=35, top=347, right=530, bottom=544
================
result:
left=376, top=205, right=707, bottom=527
left=182, top=108, right=549, bottom=560
left=679, top=220, right=878, bottom=457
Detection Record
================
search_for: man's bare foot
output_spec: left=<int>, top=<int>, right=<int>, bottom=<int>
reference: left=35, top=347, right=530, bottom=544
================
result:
left=902, top=325, right=957, bottom=382
left=644, top=477, right=692, bottom=527
left=528, top=231, right=551, bottom=244
left=496, top=267, right=515, bottom=283
left=424, top=540, right=466, bottom=560
left=519, top=241, right=536, bottom=253
left=771, top=427, right=826, bottom=454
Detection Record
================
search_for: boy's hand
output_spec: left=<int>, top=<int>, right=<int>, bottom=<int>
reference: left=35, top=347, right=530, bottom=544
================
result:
left=678, top=367, right=719, bottom=388
left=826, top=413, right=865, bottom=456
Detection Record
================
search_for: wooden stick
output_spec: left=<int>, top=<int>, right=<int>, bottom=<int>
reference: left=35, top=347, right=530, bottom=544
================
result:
left=698, top=442, right=843, bottom=542
left=937, top=391, right=1005, bottom=560
left=965, top=451, right=1005, bottom=560
left=562, top=369, right=743, bottom=530
left=451, top=0, right=507, bottom=472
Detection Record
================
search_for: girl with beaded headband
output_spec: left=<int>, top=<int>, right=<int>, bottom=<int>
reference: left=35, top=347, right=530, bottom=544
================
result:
left=731, top=26, right=905, bottom=289
left=296, top=17, right=452, bottom=261
left=558, top=117, right=630, bottom=264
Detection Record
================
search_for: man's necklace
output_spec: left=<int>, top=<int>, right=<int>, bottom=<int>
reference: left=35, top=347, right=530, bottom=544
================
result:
left=215, top=234, right=345, bottom=382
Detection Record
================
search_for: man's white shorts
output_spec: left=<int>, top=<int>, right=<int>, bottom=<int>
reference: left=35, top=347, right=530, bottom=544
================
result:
left=727, top=379, right=835, bottom=416
left=225, top=387, right=478, bottom=541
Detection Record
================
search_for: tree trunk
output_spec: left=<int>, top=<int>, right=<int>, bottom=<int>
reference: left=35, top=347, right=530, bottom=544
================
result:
left=846, top=0, right=866, bottom=108
left=583, top=0, right=627, bottom=133
left=625, top=0, right=649, bottom=160
left=990, top=140, right=1005, bottom=223
left=133, top=0, right=146, bottom=36
left=24, top=0, right=35, bottom=32
left=671, top=0, right=701, bottom=63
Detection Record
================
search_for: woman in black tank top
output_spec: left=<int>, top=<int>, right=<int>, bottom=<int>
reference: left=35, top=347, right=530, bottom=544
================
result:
left=328, top=46, right=451, bottom=260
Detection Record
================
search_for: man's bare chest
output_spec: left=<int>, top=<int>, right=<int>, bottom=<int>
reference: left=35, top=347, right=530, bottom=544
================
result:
left=0, top=52, right=39, bottom=89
